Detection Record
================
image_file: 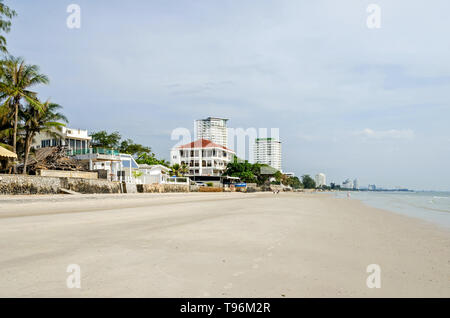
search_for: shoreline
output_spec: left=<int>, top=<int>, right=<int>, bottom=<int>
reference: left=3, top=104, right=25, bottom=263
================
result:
left=0, top=192, right=448, bottom=297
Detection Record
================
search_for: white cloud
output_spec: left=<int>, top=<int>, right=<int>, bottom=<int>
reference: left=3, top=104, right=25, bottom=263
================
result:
left=355, top=128, right=415, bottom=140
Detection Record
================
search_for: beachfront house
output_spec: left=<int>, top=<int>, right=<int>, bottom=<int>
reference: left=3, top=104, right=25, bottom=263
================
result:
left=170, top=138, right=235, bottom=185
left=137, top=164, right=170, bottom=184
left=31, top=127, right=92, bottom=152
left=170, top=139, right=235, bottom=176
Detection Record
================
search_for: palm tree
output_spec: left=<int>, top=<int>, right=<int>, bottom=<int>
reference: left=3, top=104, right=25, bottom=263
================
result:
left=0, top=56, right=49, bottom=170
left=21, top=100, right=67, bottom=174
left=170, top=163, right=189, bottom=177
left=0, top=1, right=17, bottom=53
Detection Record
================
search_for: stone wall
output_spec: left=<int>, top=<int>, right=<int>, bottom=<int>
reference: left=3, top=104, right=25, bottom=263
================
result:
left=0, top=174, right=60, bottom=195
left=64, top=178, right=121, bottom=194
left=137, top=183, right=190, bottom=193
left=0, top=174, right=121, bottom=195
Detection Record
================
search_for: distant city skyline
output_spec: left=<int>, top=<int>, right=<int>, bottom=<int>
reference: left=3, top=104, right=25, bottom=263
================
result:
left=5, top=0, right=450, bottom=191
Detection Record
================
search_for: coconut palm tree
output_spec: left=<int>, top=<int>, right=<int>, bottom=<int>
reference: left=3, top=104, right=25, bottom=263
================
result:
left=21, top=100, right=67, bottom=174
left=0, top=56, right=49, bottom=170
left=170, top=163, right=189, bottom=177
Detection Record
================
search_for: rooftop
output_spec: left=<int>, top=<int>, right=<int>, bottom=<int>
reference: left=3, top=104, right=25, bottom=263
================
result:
left=177, top=139, right=234, bottom=152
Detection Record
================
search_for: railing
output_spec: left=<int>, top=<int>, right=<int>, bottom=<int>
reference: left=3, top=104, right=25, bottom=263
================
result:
left=165, top=177, right=189, bottom=185
left=67, top=148, right=120, bottom=156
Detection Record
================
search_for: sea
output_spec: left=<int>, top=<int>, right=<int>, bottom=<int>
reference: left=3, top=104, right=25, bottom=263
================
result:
left=334, top=191, right=450, bottom=229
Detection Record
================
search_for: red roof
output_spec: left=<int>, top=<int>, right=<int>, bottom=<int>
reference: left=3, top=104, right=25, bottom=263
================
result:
left=177, top=139, right=233, bottom=152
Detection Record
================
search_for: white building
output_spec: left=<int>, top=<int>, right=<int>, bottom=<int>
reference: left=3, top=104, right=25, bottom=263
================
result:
left=353, top=178, right=359, bottom=190
left=253, top=138, right=282, bottom=171
left=170, top=139, right=235, bottom=176
left=195, top=117, right=229, bottom=148
left=31, top=127, right=91, bottom=152
left=137, top=164, right=170, bottom=184
left=315, top=173, right=327, bottom=187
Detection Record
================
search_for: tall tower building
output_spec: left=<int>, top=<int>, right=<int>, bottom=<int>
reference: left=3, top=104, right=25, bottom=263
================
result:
left=315, top=173, right=327, bottom=187
left=194, top=117, right=228, bottom=148
left=253, top=138, right=282, bottom=171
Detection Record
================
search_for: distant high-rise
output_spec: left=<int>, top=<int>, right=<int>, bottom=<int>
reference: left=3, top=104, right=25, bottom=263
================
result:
left=254, top=138, right=282, bottom=171
left=342, top=178, right=353, bottom=189
left=315, top=173, right=327, bottom=187
left=195, top=117, right=228, bottom=148
left=353, top=178, right=359, bottom=190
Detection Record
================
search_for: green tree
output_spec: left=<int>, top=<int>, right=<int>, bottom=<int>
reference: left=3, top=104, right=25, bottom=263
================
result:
left=286, top=176, right=302, bottom=189
left=301, top=174, right=316, bottom=189
left=119, top=138, right=151, bottom=157
left=223, top=157, right=257, bottom=183
left=90, top=130, right=121, bottom=149
left=0, top=1, right=17, bottom=53
left=0, top=56, right=49, bottom=163
left=21, top=100, right=67, bottom=174
left=136, top=152, right=170, bottom=167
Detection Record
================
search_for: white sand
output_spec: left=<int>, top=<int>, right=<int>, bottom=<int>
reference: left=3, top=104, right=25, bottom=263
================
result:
left=0, top=192, right=448, bottom=297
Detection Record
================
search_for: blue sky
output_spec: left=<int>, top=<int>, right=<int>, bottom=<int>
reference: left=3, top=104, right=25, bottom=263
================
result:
left=5, top=0, right=450, bottom=190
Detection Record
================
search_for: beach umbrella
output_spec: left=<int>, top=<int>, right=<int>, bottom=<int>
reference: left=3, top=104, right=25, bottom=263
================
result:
left=0, top=145, right=17, bottom=159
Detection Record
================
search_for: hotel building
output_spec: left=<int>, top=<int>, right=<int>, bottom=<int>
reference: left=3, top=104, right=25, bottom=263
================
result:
left=253, top=138, right=282, bottom=171
left=195, top=117, right=229, bottom=148
left=170, top=139, right=235, bottom=177
left=315, top=173, right=327, bottom=187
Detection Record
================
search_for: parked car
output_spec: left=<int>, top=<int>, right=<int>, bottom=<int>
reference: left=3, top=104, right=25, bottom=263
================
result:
left=196, top=182, right=207, bottom=187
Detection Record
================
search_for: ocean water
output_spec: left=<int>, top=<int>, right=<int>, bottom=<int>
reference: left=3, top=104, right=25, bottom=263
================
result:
left=334, top=191, right=450, bottom=229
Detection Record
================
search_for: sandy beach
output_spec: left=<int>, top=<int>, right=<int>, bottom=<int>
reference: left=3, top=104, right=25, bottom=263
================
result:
left=0, top=192, right=448, bottom=297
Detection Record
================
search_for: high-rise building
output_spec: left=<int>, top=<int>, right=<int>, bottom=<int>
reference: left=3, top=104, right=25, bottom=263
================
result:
left=315, top=173, right=327, bottom=187
left=353, top=178, right=359, bottom=190
left=253, top=138, right=282, bottom=171
left=195, top=117, right=228, bottom=148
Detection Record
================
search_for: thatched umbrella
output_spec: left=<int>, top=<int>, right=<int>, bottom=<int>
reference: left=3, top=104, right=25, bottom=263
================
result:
left=0, top=145, right=17, bottom=171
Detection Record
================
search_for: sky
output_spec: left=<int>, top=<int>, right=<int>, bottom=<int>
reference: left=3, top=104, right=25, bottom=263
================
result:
left=4, top=0, right=450, bottom=191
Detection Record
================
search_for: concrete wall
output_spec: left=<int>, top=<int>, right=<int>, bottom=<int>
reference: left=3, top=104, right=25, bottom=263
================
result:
left=123, top=183, right=138, bottom=194
left=37, top=169, right=98, bottom=180
left=137, top=183, right=189, bottom=193
left=0, top=174, right=120, bottom=195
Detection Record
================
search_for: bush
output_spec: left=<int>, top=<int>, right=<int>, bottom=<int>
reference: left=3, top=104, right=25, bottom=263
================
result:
left=206, top=182, right=214, bottom=187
